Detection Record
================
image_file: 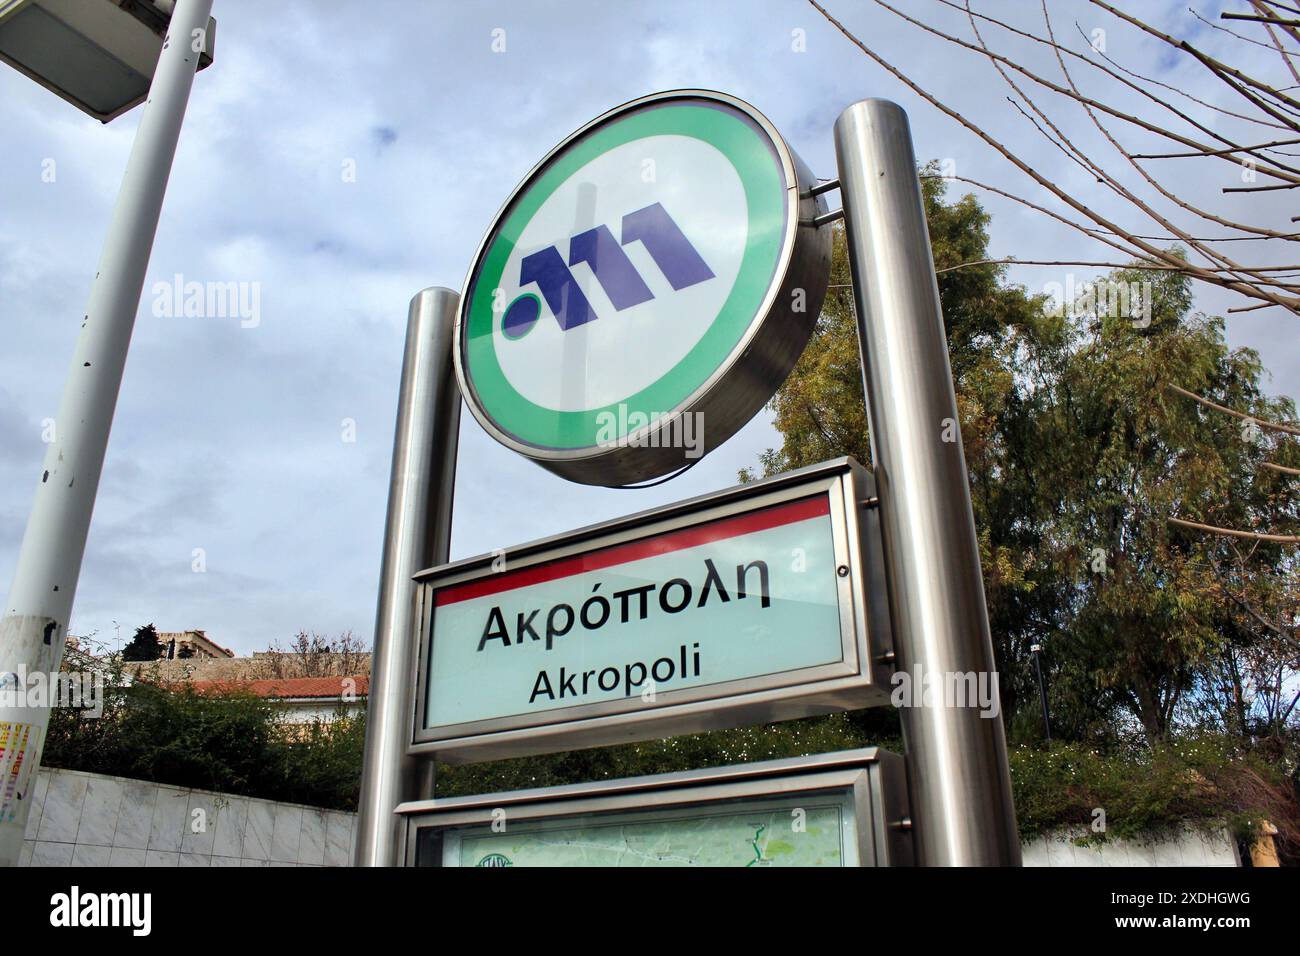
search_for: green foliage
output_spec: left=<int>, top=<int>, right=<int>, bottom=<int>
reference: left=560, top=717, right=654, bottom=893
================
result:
left=121, top=623, right=161, bottom=662
left=437, top=713, right=891, bottom=797
left=746, top=174, right=1299, bottom=748
left=1010, top=736, right=1298, bottom=850
left=737, top=170, right=1300, bottom=849
left=440, top=723, right=1296, bottom=850
left=254, top=710, right=367, bottom=810
left=1004, top=262, right=1297, bottom=744
left=43, top=664, right=365, bottom=811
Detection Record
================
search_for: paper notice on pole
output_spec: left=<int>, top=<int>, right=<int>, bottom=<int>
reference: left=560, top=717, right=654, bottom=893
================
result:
left=0, top=721, right=36, bottom=824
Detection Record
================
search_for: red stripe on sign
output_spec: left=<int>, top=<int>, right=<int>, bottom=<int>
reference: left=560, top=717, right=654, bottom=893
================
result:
left=436, top=494, right=831, bottom=607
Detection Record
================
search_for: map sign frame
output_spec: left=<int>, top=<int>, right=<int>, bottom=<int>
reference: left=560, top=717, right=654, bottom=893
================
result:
left=409, top=457, right=894, bottom=764
left=399, top=748, right=911, bottom=867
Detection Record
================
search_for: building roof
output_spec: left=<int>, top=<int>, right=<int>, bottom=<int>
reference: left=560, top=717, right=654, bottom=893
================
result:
left=187, top=675, right=369, bottom=700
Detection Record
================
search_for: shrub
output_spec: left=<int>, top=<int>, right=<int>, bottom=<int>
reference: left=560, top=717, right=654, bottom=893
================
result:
left=41, top=669, right=1300, bottom=854
left=1009, top=735, right=1300, bottom=853
left=43, top=671, right=364, bottom=811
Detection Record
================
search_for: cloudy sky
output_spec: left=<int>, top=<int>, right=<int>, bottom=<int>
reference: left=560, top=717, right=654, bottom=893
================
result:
left=1, top=0, right=1294, bottom=655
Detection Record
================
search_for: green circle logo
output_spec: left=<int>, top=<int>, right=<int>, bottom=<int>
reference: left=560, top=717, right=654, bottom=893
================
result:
left=455, top=90, right=827, bottom=485
left=476, top=853, right=513, bottom=867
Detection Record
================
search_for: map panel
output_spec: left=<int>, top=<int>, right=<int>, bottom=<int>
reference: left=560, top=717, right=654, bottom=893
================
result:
left=436, top=789, right=860, bottom=867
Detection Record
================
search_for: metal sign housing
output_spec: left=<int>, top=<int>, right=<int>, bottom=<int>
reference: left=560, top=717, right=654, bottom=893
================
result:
left=454, top=89, right=832, bottom=486
left=398, top=748, right=912, bottom=867
left=411, top=457, right=892, bottom=763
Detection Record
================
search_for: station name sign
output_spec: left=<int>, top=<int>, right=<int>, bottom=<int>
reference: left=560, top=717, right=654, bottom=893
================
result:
left=411, top=458, right=893, bottom=762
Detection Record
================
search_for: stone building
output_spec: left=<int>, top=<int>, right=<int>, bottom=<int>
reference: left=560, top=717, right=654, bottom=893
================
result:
left=155, top=629, right=234, bottom=660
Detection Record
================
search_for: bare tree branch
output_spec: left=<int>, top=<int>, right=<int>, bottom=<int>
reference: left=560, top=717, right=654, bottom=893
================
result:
left=1262, top=461, right=1300, bottom=476
left=1169, top=516, right=1300, bottom=543
left=807, top=0, right=1300, bottom=315
left=1166, top=383, right=1300, bottom=436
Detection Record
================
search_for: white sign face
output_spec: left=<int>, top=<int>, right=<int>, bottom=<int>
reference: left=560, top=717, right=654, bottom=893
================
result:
left=495, top=135, right=748, bottom=413
left=454, top=89, right=831, bottom=486
left=411, top=460, right=890, bottom=763
left=425, top=495, right=842, bottom=729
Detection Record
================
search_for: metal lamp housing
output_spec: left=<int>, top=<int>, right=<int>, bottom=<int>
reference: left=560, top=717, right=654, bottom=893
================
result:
left=0, top=0, right=214, bottom=122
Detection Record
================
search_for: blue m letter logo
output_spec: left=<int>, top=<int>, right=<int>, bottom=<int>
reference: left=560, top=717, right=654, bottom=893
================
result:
left=502, top=203, right=715, bottom=339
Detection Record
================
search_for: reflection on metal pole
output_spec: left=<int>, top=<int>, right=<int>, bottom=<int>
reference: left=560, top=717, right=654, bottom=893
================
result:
left=0, top=0, right=215, bottom=867
left=833, top=99, right=1021, bottom=865
left=354, top=288, right=461, bottom=867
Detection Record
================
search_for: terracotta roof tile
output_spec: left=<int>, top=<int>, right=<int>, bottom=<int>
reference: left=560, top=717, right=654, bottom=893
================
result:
left=186, top=675, right=369, bottom=699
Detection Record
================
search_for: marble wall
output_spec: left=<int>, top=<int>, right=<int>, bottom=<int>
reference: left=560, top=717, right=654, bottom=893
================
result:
left=17, top=767, right=1240, bottom=867
left=18, top=767, right=356, bottom=867
left=1021, top=827, right=1240, bottom=866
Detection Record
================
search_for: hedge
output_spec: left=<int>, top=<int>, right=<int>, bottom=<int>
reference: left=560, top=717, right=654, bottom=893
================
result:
left=41, top=681, right=1299, bottom=858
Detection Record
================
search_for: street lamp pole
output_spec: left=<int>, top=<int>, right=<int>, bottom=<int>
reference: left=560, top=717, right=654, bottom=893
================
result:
left=1031, top=643, right=1051, bottom=741
left=0, top=0, right=214, bottom=867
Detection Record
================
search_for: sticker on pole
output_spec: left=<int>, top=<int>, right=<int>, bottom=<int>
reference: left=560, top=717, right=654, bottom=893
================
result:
left=454, top=89, right=831, bottom=486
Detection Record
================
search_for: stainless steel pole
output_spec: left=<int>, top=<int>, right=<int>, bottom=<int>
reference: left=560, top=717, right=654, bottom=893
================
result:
left=0, top=0, right=215, bottom=867
left=354, top=288, right=461, bottom=866
left=833, top=99, right=1021, bottom=865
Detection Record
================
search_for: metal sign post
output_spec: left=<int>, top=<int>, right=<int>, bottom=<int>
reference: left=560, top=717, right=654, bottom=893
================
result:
left=357, top=90, right=1020, bottom=867
left=833, top=99, right=1021, bottom=865
left=354, top=288, right=461, bottom=868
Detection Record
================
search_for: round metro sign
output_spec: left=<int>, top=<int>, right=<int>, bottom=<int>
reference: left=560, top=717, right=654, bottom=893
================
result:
left=455, top=89, right=831, bottom=486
